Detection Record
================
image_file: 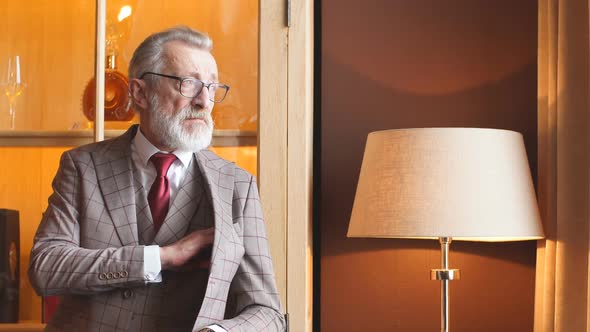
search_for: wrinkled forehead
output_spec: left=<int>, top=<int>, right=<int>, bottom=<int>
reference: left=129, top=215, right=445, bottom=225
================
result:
left=162, top=41, right=218, bottom=80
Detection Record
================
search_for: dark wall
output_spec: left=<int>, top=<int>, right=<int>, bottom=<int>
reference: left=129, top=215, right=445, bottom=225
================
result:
left=319, top=1, right=538, bottom=331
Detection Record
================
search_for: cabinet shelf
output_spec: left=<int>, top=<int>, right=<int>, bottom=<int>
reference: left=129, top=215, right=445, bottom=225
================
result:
left=0, top=323, right=45, bottom=332
left=0, top=129, right=257, bottom=147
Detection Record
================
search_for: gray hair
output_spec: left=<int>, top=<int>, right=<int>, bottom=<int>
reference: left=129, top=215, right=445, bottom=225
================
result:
left=129, top=26, right=213, bottom=85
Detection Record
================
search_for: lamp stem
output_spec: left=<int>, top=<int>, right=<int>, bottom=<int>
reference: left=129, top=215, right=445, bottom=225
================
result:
left=440, top=237, right=451, bottom=332
left=431, top=237, right=460, bottom=332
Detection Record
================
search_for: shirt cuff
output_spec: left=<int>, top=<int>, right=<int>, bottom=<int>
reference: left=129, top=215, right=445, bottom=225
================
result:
left=143, top=245, right=162, bottom=282
left=205, top=324, right=226, bottom=332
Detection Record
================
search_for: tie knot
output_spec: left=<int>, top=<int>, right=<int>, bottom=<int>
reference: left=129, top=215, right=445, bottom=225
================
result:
left=150, top=153, right=177, bottom=177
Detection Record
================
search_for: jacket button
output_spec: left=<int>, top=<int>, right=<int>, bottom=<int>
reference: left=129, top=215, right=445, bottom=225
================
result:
left=121, top=270, right=129, bottom=278
left=122, top=289, right=133, bottom=299
left=98, top=273, right=107, bottom=280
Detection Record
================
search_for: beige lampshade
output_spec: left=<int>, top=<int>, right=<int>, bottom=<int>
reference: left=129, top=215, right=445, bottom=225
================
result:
left=347, top=128, right=544, bottom=242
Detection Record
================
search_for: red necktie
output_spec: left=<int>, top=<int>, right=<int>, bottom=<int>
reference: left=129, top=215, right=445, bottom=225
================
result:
left=148, top=153, right=177, bottom=232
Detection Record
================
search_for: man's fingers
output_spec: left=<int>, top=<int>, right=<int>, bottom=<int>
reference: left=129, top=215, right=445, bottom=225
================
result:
left=162, top=228, right=215, bottom=270
left=188, top=228, right=214, bottom=248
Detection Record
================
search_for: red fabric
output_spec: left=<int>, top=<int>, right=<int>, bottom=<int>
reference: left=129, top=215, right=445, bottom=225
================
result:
left=43, top=296, right=60, bottom=323
left=148, top=153, right=177, bottom=232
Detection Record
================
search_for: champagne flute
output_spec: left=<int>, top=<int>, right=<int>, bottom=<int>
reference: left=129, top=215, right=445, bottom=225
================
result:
left=3, top=56, right=26, bottom=129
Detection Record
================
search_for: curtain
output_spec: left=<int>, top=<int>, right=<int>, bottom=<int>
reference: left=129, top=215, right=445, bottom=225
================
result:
left=535, top=0, right=590, bottom=331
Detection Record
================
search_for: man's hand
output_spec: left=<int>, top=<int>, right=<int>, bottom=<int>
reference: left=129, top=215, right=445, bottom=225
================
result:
left=159, top=227, right=214, bottom=270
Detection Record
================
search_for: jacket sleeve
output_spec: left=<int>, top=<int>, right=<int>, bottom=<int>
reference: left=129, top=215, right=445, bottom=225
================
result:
left=217, top=174, right=286, bottom=331
left=28, top=150, right=146, bottom=296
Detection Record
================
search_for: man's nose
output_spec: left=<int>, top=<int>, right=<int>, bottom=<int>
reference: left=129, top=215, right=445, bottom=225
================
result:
left=191, top=87, right=212, bottom=110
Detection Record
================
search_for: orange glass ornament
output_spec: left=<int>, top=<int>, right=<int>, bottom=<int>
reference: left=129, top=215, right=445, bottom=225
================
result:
left=82, top=54, right=134, bottom=121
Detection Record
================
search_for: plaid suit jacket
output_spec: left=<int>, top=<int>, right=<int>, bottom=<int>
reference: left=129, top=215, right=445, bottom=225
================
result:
left=28, top=125, right=286, bottom=331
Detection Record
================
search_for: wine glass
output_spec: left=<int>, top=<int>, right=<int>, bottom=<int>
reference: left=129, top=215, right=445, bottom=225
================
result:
left=2, top=56, right=26, bottom=130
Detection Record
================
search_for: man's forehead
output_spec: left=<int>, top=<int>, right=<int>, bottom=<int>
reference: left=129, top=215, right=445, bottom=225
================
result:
left=163, top=41, right=213, bottom=60
left=163, top=42, right=218, bottom=76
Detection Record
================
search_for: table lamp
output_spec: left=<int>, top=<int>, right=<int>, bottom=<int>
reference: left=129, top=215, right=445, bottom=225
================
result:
left=347, top=128, right=544, bottom=332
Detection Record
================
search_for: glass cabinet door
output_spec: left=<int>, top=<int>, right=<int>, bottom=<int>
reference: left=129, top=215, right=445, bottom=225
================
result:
left=0, top=1, right=95, bottom=132
left=0, top=0, right=261, bottom=323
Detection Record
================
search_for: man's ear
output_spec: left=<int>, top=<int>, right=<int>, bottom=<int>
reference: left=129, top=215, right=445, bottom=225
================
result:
left=130, top=78, right=149, bottom=110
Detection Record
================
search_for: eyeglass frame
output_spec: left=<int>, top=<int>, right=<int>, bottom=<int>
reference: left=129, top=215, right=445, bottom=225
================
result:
left=139, top=71, right=230, bottom=103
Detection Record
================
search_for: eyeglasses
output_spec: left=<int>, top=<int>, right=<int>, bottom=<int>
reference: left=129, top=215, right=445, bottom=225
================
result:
left=140, top=71, right=230, bottom=103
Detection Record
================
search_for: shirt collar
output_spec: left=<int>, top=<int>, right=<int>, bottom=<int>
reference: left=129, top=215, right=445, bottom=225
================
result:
left=133, top=128, right=193, bottom=168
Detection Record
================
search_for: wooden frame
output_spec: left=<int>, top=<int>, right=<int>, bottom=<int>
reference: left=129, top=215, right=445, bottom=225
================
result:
left=287, top=1, right=314, bottom=331
left=259, top=0, right=314, bottom=331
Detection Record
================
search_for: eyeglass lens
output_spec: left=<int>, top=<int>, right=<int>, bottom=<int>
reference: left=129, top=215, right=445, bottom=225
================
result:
left=180, top=80, right=227, bottom=102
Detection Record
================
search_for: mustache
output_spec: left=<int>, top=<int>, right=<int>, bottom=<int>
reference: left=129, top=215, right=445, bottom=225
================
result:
left=178, top=107, right=213, bottom=124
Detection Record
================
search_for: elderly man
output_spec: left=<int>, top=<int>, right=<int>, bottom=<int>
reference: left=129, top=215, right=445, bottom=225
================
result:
left=29, top=26, right=285, bottom=332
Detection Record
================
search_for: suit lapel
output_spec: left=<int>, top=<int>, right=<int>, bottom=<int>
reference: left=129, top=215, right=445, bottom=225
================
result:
left=132, top=163, right=156, bottom=245
left=195, top=150, right=235, bottom=261
left=91, top=125, right=139, bottom=246
left=195, top=150, right=237, bottom=325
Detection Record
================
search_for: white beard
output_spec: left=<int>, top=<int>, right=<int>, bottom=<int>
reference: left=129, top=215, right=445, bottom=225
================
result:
left=146, top=94, right=214, bottom=152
